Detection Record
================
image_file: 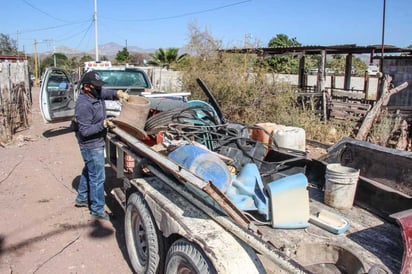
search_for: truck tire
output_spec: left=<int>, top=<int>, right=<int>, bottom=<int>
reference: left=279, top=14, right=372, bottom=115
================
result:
left=165, top=238, right=216, bottom=274
left=125, top=192, right=164, bottom=274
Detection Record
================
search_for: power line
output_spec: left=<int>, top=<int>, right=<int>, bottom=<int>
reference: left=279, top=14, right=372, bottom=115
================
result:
left=102, top=0, right=251, bottom=22
left=22, top=0, right=71, bottom=23
left=10, top=20, right=91, bottom=35
left=55, top=20, right=94, bottom=43
left=74, top=21, right=94, bottom=49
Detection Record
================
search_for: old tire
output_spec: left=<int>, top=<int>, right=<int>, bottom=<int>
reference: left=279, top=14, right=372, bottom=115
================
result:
left=125, top=192, right=164, bottom=274
left=145, top=107, right=192, bottom=131
left=165, top=238, right=216, bottom=274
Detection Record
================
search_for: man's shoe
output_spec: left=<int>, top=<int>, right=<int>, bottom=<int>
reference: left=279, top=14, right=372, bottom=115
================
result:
left=91, top=211, right=110, bottom=221
left=75, top=199, right=88, bottom=208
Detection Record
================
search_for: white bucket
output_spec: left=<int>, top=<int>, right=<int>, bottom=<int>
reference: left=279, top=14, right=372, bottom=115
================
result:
left=324, top=163, right=360, bottom=209
left=273, top=126, right=306, bottom=152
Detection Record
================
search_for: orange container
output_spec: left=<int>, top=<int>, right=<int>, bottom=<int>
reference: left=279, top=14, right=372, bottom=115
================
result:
left=251, top=123, right=284, bottom=148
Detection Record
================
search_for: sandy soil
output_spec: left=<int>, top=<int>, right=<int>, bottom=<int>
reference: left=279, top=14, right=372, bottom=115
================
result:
left=0, top=87, right=132, bottom=274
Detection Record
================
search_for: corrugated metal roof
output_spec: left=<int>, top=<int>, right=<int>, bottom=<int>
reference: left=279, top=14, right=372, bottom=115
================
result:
left=0, top=55, right=27, bottom=61
left=221, top=44, right=412, bottom=56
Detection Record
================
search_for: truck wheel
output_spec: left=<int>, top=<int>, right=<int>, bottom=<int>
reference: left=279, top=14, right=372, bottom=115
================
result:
left=125, top=192, right=164, bottom=274
left=165, top=238, right=216, bottom=274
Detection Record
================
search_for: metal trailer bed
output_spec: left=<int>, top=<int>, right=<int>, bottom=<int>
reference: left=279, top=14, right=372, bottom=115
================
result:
left=106, top=127, right=403, bottom=273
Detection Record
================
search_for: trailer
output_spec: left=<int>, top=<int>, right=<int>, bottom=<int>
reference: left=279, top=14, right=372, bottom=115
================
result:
left=104, top=120, right=405, bottom=273
left=39, top=69, right=408, bottom=273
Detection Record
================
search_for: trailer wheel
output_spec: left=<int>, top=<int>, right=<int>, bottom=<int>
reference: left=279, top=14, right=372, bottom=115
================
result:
left=125, top=192, right=164, bottom=274
left=165, top=238, right=216, bottom=274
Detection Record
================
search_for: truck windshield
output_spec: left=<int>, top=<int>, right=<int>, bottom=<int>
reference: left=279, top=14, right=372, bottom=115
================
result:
left=98, top=70, right=150, bottom=88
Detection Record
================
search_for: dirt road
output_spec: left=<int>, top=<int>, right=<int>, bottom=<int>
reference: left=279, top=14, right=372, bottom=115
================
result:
left=0, top=87, right=132, bottom=273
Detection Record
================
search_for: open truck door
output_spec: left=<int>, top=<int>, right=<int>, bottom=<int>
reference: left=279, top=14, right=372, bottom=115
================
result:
left=39, top=67, right=76, bottom=122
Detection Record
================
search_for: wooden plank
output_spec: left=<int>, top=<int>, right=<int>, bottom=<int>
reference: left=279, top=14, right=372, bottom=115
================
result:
left=330, top=101, right=371, bottom=110
left=332, top=89, right=365, bottom=99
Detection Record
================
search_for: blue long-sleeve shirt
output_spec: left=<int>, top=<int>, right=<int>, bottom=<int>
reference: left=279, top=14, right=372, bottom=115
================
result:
left=75, top=89, right=118, bottom=149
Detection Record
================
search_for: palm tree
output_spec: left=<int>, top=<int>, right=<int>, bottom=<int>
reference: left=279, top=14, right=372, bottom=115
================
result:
left=148, top=48, right=188, bottom=69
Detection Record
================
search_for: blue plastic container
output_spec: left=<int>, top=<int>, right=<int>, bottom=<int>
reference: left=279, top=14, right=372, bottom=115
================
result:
left=168, top=145, right=232, bottom=192
left=267, top=173, right=309, bottom=229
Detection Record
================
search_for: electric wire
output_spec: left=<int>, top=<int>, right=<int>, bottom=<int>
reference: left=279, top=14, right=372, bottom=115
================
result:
left=101, top=0, right=252, bottom=22
left=22, top=0, right=71, bottom=23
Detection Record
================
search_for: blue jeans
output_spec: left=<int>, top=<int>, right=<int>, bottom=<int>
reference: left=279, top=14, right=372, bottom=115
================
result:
left=76, top=146, right=106, bottom=215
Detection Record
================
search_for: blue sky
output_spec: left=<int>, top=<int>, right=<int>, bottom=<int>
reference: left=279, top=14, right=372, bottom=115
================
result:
left=2, top=0, right=411, bottom=54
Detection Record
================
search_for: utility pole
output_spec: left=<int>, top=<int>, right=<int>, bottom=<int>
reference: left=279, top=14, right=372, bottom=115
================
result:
left=53, top=44, right=56, bottom=67
left=94, top=0, right=99, bottom=61
left=33, top=39, right=39, bottom=86
left=16, top=31, right=20, bottom=57
left=380, top=0, right=386, bottom=73
left=125, top=39, right=128, bottom=63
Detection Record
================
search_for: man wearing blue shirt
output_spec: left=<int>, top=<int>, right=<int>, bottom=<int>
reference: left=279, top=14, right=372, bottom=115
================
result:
left=74, top=71, right=128, bottom=220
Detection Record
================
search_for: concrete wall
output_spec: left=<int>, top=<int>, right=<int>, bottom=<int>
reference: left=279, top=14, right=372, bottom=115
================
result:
left=149, top=68, right=381, bottom=98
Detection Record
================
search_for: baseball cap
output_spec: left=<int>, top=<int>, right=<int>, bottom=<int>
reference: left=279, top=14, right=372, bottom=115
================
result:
left=81, top=71, right=105, bottom=87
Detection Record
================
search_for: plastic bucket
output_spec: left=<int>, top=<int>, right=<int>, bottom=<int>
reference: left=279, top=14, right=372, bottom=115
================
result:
left=324, top=163, right=359, bottom=209
left=113, top=95, right=151, bottom=139
left=117, top=95, right=150, bottom=130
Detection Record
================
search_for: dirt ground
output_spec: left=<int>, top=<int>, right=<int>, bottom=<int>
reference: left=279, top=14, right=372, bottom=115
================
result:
left=0, top=87, right=132, bottom=274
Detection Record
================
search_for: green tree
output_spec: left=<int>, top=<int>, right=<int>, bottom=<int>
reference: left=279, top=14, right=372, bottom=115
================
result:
left=115, top=47, right=131, bottom=64
left=268, top=34, right=301, bottom=48
left=148, top=48, right=189, bottom=69
left=0, top=33, right=18, bottom=55
left=80, top=55, right=94, bottom=63
left=266, top=34, right=301, bottom=73
left=40, top=53, right=69, bottom=73
left=328, top=54, right=367, bottom=76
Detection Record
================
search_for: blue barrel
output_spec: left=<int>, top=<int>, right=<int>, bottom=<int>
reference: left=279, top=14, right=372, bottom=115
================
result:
left=168, top=145, right=231, bottom=192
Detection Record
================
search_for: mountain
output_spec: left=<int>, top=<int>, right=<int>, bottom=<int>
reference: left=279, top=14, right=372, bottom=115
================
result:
left=91, top=42, right=155, bottom=56
left=51, top=42, right=156, bottom=57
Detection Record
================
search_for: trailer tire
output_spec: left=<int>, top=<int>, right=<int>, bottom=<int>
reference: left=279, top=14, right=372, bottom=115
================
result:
left=125, top=192, right=164, bottom=274
left=165, top=238, right=216, bottom=274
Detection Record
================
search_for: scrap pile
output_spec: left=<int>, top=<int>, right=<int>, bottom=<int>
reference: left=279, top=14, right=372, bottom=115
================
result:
left=126, top=96, right=311, bottom=228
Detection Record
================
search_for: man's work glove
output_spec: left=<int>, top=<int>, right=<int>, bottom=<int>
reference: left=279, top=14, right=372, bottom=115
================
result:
left=117, top=90, right=129, bottom=101
left=103, top=118, right=115, bottom=129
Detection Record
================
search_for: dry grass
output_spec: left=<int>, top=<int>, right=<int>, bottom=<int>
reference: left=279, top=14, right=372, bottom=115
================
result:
left=178, top=26, right=395, bottom=145
left=180, top=52, right=353, bottom=143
